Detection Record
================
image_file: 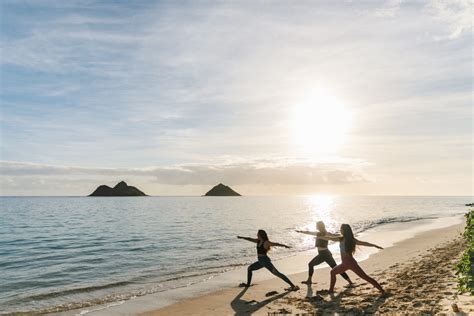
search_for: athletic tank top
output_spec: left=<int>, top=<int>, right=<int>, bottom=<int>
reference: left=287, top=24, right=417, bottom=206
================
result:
left=315, top=232, right=328, bottom=248
left=257, top=241, right=268, bottom=255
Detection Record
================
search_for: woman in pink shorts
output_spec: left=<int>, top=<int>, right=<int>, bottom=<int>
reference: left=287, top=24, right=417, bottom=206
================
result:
left=319, top=224, right=385, bottom=294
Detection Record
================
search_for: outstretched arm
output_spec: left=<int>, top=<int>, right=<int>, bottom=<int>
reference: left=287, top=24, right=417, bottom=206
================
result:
left=267, top=241, right=291, bottom=249
left=237, top=236, right=258, bottom=243
left=356, top=239, right=383, bottom=249
left=325, top=231, right=341, bottom=237
left=317, top=235, right=341, bottom=241
left=295, top=230, right=318, bottom=236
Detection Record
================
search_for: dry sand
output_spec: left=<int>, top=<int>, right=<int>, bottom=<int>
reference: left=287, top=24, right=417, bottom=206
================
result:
left=142, top=222, right=473, bottom=315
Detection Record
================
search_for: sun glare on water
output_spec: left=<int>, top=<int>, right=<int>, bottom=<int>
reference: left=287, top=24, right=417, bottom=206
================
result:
left=301, top=194, right=337, bottom=232
left=308, top=194, right=334, bottom=210
left=292, top=90, right=352, bottom=155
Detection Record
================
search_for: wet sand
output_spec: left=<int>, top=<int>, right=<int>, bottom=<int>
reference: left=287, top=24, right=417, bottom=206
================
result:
left=141, top=222, right=473, bottom=315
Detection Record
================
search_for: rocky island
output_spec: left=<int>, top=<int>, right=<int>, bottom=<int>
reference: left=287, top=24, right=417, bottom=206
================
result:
left=89, top=181, right=147, bottom=196
left=204, top=183, right=241, bottom=196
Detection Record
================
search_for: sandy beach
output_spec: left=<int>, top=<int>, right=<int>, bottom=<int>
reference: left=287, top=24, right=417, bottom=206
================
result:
left=141, top=222, right=472, bottom=315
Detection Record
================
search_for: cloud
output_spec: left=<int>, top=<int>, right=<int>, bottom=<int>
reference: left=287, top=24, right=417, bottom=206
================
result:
left=0, top=1, right=471, bottom=196
left=372, top=0, right=403, bottom=18
left=425, top=0, right=471, bottom=39
left=0, top=158, right=367, bottom=187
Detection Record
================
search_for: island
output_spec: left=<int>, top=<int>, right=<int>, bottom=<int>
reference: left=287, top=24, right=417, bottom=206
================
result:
left=89, top=181, right=147, bottom=196
left=204, top=183, right=241, bottom=196
left=466, top=203, right=474, bottom=207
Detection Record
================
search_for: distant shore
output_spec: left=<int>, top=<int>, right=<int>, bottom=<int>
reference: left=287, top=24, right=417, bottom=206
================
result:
left=139, top=222, right=472, bottom=315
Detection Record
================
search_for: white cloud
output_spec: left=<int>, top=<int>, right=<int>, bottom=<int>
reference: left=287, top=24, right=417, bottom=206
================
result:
left=0, top=158, right=367, bottom=188
left=0, top=157, right=372, bottom=196
left=425, top=0, right=472, bottom=39
left=0, top=1, right=471, bottom=195
left=373, top=0, right=403, bottom=18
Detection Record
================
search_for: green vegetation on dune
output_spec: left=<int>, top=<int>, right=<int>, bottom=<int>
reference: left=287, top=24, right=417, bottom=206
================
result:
left=456, top=210, right=473, bottom=294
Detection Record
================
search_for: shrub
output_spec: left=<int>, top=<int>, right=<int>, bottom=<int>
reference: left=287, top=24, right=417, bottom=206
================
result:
left=455, top=210, right=473, bottom=294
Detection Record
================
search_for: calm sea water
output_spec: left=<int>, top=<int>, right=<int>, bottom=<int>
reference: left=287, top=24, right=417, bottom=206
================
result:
left=0, top=196, right=470, bottom=314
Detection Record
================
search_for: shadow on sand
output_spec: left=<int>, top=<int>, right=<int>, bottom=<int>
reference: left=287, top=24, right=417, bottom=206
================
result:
left=230, top=287, right=290, bottom=316
left=304, top=284, right=388, bottom=314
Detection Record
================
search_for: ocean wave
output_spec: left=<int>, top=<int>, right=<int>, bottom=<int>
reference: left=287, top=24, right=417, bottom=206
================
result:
left=5, top=281, right=132, bottom=304
left=353, top=215, right=439, bottom=234
left=1, top=265, right=244, bottom=315
left=1, top=215, right=445, bottom=314
left=1, top=196, right=467, bottom=315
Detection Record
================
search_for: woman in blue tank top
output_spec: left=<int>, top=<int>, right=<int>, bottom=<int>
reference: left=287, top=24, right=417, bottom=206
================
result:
left=297, top=221, right=353, bottom=285
left=237, top=229, right=299, bottom=291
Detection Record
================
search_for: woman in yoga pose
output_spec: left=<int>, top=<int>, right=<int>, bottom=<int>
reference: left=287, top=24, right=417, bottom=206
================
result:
left=296, top=221, right=353, bottom=285
left=319, top=224, right=384, bottom=294
left=237, top=230, right=299, bottom=291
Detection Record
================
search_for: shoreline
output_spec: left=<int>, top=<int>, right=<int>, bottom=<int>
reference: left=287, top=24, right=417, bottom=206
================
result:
left=52, top=215, right=468, bottom=315
left=140, top=221, right=471, bottom=315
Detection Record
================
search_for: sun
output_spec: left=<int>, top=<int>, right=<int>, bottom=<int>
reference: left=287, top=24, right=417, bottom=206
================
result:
left=292, top=90, right=351, bottom=155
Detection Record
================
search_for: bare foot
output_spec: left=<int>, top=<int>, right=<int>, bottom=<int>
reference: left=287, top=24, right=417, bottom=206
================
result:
left=286, top=285, right=300, bottom=291
left=379, top=289, right=389, bottom=297
left=317, top=289, right=332, bottom=295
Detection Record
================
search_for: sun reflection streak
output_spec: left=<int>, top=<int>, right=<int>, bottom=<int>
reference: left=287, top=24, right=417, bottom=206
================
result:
left=306, top=194, right=338, bottom=232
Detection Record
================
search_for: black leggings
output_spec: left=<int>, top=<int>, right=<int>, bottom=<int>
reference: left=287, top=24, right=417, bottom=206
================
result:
left=308, top=249, right=350, bottom=281
left=247, top=256, right=294, bottom=287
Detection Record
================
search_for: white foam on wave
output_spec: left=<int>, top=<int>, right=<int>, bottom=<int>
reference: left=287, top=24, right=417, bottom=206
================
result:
left=75, top=300, right=125, bottom=315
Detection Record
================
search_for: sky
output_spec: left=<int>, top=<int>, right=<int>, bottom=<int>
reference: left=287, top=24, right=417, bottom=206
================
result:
left=0, top=0, right=472, bottom=196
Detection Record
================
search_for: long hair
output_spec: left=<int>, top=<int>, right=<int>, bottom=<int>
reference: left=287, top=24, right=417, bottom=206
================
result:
left=341, top=224, right=356, bottom=254
left=316, top=221, right=327, bottom=233
left=258, top=229, right=270, bottom=250
left=258, top=229, right=269, bottom=242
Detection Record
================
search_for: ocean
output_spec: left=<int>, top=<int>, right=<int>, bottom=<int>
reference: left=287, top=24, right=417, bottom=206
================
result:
left=0, top=196, right=470, bottom=314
